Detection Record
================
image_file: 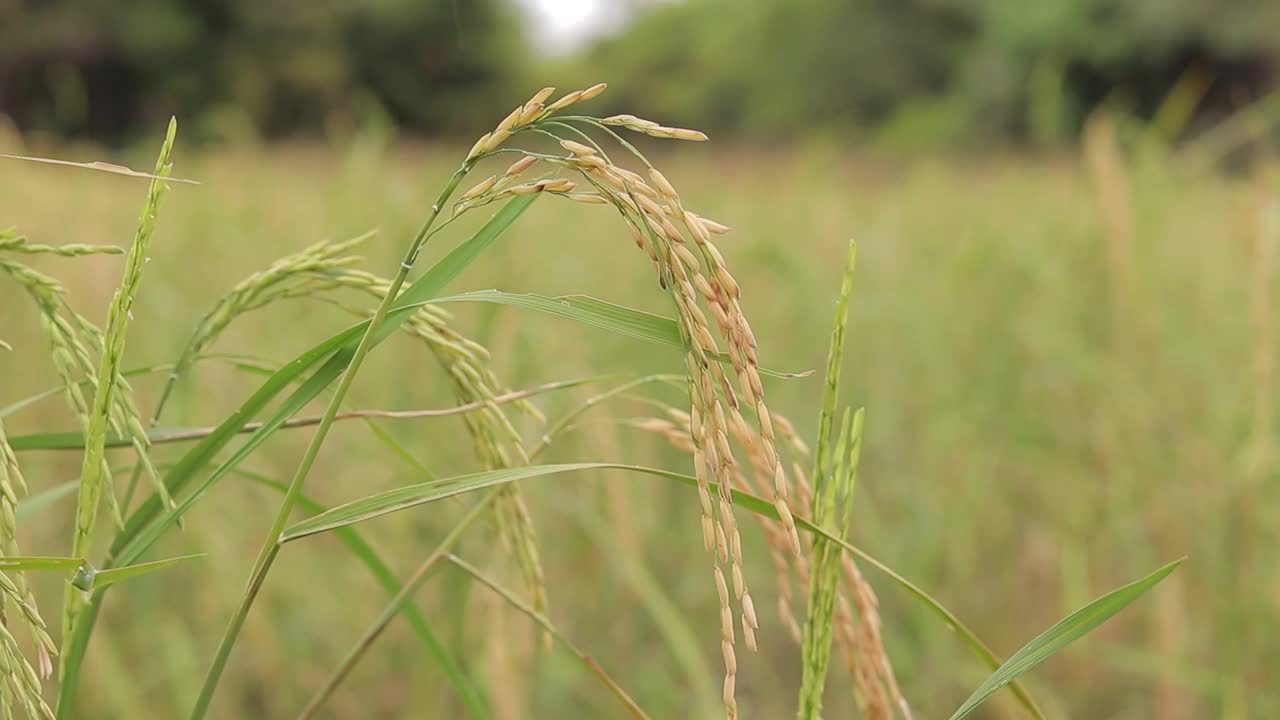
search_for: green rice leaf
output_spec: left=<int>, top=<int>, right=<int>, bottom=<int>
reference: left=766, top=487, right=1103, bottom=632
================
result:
left=8, top=431, right=127, bottom=451
left=236, top=469, right=488, bottom=718
left=427, top=290, right=811, bottom=379
left=947, top=558, right=1185, bottom=720
left=440, top=291, right=678, bottom=346
left=0, top=557, right=83, bottom=572
left=281, top=464, right=606, bottom=541
left=88, top=554, right=206, bottom=590
left=271, top=459, right=1043, bottom=717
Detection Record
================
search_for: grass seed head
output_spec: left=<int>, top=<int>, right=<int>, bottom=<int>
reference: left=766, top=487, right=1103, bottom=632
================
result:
left=482, top=129, right=513, bottom=154
left=648, top=168, right=679, bottom=201
left=496, top=105, right=524, bottom=133
left=697, top=214, right=733, bottom=234
left=505, top=155, right=538, bottom=177
left=669, top=127, right=710, bottom=141
left=467, top=132, right=492, bottom=160
left=517, top=102, right=546, bottom=126
left=559, top=139, right=596, bottom=156
left=461, top=175, right=498, bottom=200
left=544, top=90, right=584, bottom=113
left=570, top=154, right=608, bottom=170
left=579, top=82, right=608, bottom=101
left=526, top=86, right=556, bottom=106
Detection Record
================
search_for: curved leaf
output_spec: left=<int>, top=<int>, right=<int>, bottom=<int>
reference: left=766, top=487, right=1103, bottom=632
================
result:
left=274, top=460, right=1043, bottom=717
left=0, top=557, right=82, bottom=572
left=446, top=553, right=649, bottom=719
left=233, top=469, right=489, bottom=719
left=947, top=558, right=1184, bottom=720
left=429, top=290, right=811, bottom=379
left=88, top=553, right=206, bottom=590
left=9, top=375, right=612, bottom=453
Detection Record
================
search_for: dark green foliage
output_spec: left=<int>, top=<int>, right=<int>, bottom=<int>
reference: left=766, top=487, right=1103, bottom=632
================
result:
left=571, top=0, right=1280, bottom=143
left=0, top=0, right=525, bottom=141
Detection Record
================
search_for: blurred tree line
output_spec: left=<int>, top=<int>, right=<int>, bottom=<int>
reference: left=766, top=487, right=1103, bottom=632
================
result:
left=0, top=0, right=526, bottom=142
left=1, top=0, right=1277, bottom=145
left=562, top=0, right=1280, bottom=145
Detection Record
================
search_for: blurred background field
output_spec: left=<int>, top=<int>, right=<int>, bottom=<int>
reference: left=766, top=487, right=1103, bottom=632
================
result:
left=3, top=1, right=1280, bottom=718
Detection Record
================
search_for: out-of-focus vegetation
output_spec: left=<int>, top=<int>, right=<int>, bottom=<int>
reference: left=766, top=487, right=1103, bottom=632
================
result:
left=3, top=120, right=1277, bottom=717
left=567, top=0, right=1280, bottom=145
left=4, top=0, right=1280, bottom=146
left=0, top=0, right=526, bottom=141
left=3, top=1, right=1280, bottom=718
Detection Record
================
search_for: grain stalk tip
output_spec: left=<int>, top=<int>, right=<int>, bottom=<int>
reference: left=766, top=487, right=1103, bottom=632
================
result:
left=60, top=118, right=179, bottom=683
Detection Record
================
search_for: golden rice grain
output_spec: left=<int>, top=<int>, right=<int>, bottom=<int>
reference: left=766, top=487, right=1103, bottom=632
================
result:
left=559, top=139, right=596, bottom=156
left=505, top=156, right=538, bottom=177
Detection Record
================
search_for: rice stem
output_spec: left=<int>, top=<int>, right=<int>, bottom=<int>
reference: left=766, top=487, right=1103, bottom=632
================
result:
left=187, top=161, right=474, bottom=720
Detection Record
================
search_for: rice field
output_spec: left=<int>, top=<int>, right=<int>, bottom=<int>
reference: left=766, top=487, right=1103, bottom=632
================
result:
left=1, top=103, right=1276, bottom=718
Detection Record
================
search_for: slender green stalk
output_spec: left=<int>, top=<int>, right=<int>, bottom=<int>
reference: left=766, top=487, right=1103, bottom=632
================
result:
left=530, top=374, right=682, bottom=458
left=797, top=239, right=860, bottom=719
left=295, top=491, right=499, bottom=720
left=797, top=409, right=863, bottom=719
left=61, top=119, right=177, bottom=677
left=17, top=376, right=604, bottom=452
left=187, top=162, right=474, bottom=720
left=443, top=553, right=651, bottom=720
left=812, top=240, right=856, bottom=493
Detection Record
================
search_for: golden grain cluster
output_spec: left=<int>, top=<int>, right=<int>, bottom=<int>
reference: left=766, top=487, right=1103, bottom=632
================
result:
left=449, top=83, right=872, bottom=718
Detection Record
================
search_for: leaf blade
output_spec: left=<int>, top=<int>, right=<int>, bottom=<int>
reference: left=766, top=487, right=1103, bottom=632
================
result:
left=429, top=290, right=810, bottom=379
left=89, top=554, right=207, bottom=590
left=233, top=469, right=489, bottom=718
left=0, top=557, right=83, bottom=572
left=947, top=558, right=1185, bottom=720
left=271, top=459, right=1043, bottom=716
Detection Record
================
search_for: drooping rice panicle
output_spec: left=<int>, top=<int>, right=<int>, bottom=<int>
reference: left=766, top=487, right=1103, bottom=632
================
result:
left=0, top=623, right=52, bottom=720
left=443, top=82, right=807, bottom=717
left=167, top=226, right=550, bottom=626
left=636, top=403, right=908, bottom=719
left=0, top=261, right=118, bottom=519
left=152, top=230, right=379, bottom=420
left=0, top=419, right=57, bottom=720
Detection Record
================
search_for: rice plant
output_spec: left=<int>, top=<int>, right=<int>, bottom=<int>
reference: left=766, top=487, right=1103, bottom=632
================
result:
left=0, top=84, right=1184, bottom=719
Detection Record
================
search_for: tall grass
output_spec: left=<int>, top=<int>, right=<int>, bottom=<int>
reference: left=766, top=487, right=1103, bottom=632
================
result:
left=0, top=85, right=1223, bottom=719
